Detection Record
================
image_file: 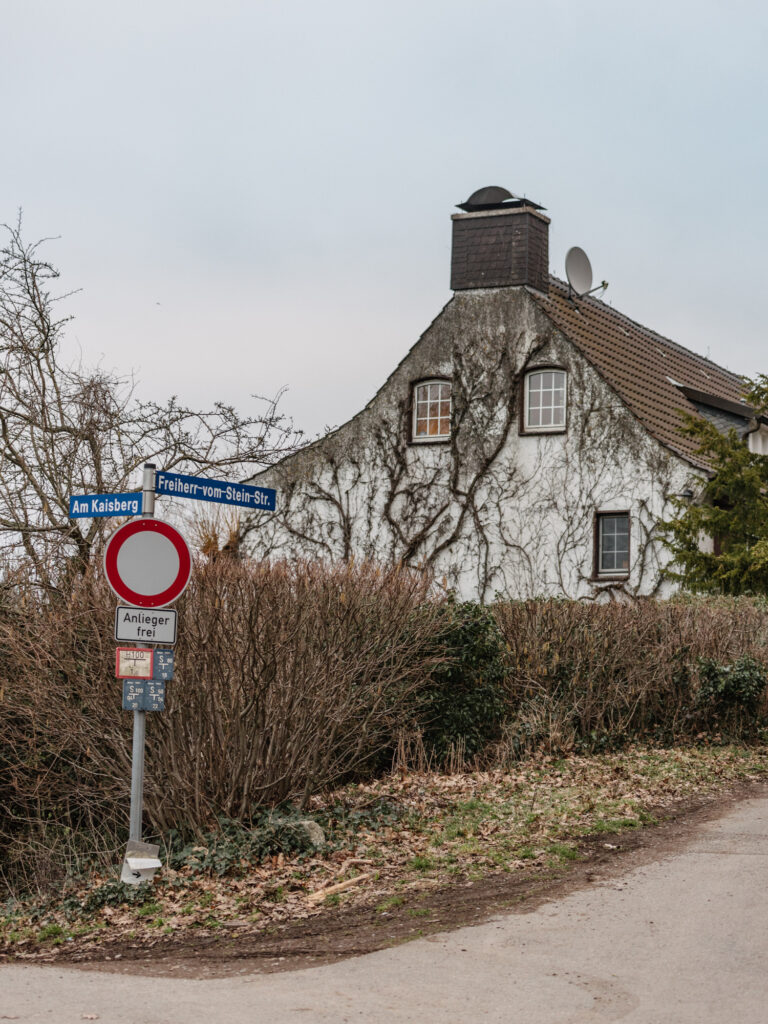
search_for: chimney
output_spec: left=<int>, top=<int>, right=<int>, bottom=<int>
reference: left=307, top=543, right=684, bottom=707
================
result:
left=450, top=186, right=550, bottom=294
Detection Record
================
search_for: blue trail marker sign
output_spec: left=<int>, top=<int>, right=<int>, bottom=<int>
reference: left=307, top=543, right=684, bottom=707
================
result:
left=155, top=470, right=275, bottom=511
left=69, top=492, right=142, bottom=518
left=153, top=649, right=174, bottom=681
left=122, top=679, right=166, bottom=712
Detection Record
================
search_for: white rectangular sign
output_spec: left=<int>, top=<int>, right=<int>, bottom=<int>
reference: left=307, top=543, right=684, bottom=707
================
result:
left=115, top=607, right=178, bottom=645
left=115, top=648, right=154, bottom=679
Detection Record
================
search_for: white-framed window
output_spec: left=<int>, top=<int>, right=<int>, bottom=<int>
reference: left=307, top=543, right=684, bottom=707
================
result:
left=524, top=369, right=567, bottom=432
left=412, top=380, right=451, bottom=442
left=596, top=512, right=630, bottom=576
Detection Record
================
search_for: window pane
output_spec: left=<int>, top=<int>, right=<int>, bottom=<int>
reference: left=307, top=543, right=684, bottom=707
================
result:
left=599, top=515, right=629, bottom=574
left=526, top=370, right=567, bottom=431
left=414, top=381, right=450, bottom=440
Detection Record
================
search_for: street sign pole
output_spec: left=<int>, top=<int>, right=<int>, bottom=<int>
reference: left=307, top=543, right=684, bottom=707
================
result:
left=129, top=461, right=156, bottom=843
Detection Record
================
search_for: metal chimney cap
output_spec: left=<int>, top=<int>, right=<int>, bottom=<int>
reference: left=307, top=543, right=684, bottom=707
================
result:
left=457, top=186, right=546, bottom=213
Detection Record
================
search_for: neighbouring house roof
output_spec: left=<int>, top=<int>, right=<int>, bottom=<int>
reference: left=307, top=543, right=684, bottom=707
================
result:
left=532, top=277, right=753, bottom=471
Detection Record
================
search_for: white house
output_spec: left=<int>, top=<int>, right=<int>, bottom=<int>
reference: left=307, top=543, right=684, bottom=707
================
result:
left=243, top=187, right=767, bottom=601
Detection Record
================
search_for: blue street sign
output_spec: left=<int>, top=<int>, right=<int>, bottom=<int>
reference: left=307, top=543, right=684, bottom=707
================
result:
left=122, top=679, right=165, bottom=711
left=69, top=492, right=142, bottom=518
left=155, top=470, right=275, bottom=511
left=153, top=649, right=174, bottom=681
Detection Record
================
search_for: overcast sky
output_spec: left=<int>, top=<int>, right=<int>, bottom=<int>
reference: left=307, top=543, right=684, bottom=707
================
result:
left=3, top=0, right=767, bottom=443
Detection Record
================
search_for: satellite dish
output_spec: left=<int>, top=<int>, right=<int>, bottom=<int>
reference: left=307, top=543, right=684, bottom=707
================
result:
left=565, top=247, right=593, bottom=296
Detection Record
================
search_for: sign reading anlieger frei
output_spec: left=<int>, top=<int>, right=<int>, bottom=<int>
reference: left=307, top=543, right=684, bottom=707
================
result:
left=115, top=606, right=178, bottom=644
left=156, top=470, right=275, bottom=510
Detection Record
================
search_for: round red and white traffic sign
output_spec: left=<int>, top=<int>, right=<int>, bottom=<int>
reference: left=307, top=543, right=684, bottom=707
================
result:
left=103, top=520, right=191, bottom=608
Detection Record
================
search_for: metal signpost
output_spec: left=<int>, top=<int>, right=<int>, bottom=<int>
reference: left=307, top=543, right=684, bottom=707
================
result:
left=68, top=463, right=277, bottom=886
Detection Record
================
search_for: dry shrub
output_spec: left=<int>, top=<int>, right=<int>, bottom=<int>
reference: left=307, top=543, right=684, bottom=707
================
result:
left=493, top=597, right=768, bottom=758
left=0, top=559, right=443, bottom=890
left=156, top=559, right=442, bottom=825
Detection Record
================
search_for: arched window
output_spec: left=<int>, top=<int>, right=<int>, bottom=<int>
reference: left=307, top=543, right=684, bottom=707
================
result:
left=412, top=379, right=451, bottom=442
left=523, top=368, right=567, bottom=432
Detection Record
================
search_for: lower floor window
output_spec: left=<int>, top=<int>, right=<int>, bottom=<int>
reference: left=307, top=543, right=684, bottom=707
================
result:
left=596, top=512, right=630, bottom=575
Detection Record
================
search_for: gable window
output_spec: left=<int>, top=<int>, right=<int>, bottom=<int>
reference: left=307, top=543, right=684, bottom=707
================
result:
left=595, top=511, right=630, bottom=577
left=524, top=369, right=567, bottom=432
left=412, top=380, right=451, bottom=442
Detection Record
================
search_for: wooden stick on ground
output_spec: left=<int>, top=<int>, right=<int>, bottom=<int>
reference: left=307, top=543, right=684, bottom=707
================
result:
left=307, top=873, right=372, bottom=903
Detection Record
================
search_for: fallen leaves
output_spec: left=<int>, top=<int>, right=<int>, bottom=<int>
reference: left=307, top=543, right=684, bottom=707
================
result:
left=3, top=743, right=768, bottom=961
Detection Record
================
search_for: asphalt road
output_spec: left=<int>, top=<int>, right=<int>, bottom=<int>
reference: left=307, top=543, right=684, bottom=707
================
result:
left=3, top=793, right=768, bottom=1023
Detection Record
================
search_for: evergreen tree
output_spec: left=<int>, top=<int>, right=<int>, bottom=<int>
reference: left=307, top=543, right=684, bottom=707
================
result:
left=663, top=375, right=768, bottom=595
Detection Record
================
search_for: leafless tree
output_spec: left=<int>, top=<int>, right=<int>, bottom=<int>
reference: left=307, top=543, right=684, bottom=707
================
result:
left=0, top=218, right=302, bottom=590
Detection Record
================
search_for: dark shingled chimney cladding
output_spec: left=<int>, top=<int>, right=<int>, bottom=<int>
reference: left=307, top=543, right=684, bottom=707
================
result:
left=450, top=186, right=550, bottom=294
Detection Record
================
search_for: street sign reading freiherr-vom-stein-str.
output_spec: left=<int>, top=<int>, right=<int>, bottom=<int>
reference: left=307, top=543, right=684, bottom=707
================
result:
left=155, top=470, right=275, bottom=510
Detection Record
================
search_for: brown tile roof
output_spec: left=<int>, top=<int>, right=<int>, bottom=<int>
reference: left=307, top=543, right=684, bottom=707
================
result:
left=531, top=277, right=751, bottom=470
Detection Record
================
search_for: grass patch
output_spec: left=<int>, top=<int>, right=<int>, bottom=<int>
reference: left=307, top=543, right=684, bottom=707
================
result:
left=377, top=896, right=405, bottom=912
left=409, top=855, right=434, bottom=872
left=548, top=843, right=580, bottom=863
left=135, top=902, right=161, bottom=918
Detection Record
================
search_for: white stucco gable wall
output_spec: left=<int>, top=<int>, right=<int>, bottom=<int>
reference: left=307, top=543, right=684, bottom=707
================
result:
left=243, top=286, right=702, bottom=601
